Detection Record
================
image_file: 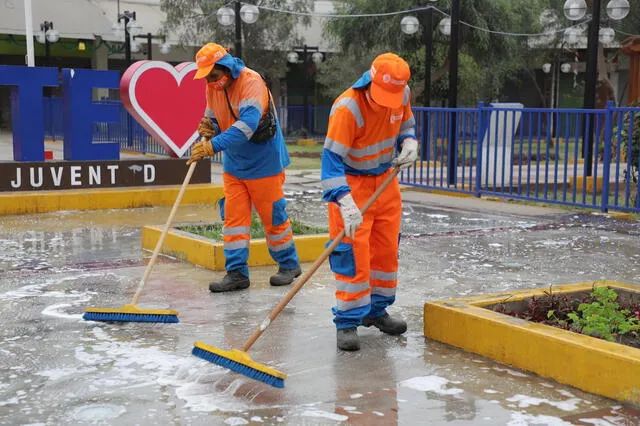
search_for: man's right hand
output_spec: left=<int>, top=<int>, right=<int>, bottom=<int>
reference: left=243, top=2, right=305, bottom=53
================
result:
left=198, top=117, right=215, bottom=139
left=187, top=139, right=214, bottom=165
left=337, top=193, right=363, bottom=239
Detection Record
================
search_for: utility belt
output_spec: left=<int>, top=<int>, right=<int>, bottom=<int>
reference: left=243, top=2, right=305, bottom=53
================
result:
left=224, top=87, right=278, bottom=143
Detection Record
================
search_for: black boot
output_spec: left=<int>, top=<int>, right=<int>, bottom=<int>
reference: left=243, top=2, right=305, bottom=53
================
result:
left=362, top=313, right=407, bottom=335
left=209, top=270, right=250, bottom=293
left=336, top=327, right=360, bottom=351
left=269, top=264, right=302, bottom=286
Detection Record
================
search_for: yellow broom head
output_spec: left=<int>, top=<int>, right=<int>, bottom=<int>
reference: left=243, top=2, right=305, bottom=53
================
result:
left=193, top=341, right=286, bottom=381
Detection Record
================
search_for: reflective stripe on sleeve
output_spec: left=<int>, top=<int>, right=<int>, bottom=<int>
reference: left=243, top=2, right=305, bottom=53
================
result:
left=239, top=98, right=264, bottom=116
left=232, top=120, right=254, bottom=139
left=321, top=176, right=348, bottom=191
left=330, top=97, right=364, bottom=128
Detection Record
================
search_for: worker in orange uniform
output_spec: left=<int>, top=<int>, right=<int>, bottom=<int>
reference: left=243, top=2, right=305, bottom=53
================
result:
left=188, top=43, right=302, bottom=292
left=321, top=53, right=418, bottom=351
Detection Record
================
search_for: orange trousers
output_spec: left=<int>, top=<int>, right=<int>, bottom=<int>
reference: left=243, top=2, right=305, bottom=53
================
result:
left=221, top=171, right=299, bottom=276
left=328, top=168, right=401, bottom=329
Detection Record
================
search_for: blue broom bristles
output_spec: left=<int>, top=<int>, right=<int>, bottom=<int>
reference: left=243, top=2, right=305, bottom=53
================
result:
left=82, top=312, right=179, bottom=323
left=192, top=346, right=285, bottom=388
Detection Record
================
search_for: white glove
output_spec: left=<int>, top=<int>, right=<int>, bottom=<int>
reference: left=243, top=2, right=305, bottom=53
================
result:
left=337, top=193, right=363, bottom=239
left=393, top=138, right=418, bottom=170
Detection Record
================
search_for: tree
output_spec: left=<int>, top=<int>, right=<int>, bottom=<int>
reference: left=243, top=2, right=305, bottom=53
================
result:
left=318, top=0, right=549, bottom=106
left=160, top=0, right=312, bottom=82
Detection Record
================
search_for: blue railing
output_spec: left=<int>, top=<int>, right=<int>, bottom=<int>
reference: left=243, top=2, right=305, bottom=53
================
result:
left=43, top=98, right=329, bottom=153
left=402, top=103, right=640, bottom=213
left=42, top=98, right=640, bottom=213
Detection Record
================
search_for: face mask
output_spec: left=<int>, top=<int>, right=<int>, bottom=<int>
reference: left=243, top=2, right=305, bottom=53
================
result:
left=208, top=75, right=229, bottom=91
left=365, top=89, right=384, bottom=113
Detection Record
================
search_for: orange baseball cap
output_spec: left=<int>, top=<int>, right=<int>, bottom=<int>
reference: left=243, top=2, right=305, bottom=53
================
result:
left=369, top=53, right=410, bottom=108
left=194, top=43, right=228, bottom=79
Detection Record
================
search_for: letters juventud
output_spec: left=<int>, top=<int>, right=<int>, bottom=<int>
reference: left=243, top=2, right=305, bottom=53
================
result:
left=0, top=159, right=211, bottom=191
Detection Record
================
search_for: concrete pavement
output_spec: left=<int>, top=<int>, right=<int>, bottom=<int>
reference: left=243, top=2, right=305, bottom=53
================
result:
left=1, top=131, right=639, bottom=425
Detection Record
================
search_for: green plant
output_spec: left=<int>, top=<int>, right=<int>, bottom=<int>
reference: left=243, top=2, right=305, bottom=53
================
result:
left=179, top=214, right=327, bottom=241
left=567, top=286, right=640, bottom=342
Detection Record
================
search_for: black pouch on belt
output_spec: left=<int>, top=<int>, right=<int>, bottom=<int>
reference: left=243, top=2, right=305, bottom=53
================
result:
left=224, top=86, right=278, bottom=144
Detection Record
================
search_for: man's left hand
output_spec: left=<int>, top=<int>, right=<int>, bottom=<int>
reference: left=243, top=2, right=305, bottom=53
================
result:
left=187, top=139, right=215, bottom=165
left=393, top=138, right=418, bottom=170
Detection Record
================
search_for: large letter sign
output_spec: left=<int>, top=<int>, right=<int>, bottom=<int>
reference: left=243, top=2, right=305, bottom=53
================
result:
left=0, top=63, right=211, bottom=192
left=62, top=69, right=121, bottom=160
left=0, top=66, right=58, bottom=161
left=120, top=61, right=205, bottom=157
left=0, top=65, right=120, bottom=161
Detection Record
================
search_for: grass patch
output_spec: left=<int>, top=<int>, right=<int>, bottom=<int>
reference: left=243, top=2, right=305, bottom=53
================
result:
left=288, top=156, right=322, bottom=170
left=179, top=214, right=327, bottom=241
left=286, top=143, right=323, bottom=154
left=286, top=142, right=323, bottom=169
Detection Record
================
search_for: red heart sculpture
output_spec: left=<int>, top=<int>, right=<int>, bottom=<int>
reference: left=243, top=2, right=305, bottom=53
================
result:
left=120, top=61, right=206, bottom=157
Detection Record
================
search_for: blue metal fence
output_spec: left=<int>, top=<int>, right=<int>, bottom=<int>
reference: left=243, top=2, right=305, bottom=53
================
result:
left=42, top=97, right=640, bottom=212
left=403, top=103, right=640, bottom=213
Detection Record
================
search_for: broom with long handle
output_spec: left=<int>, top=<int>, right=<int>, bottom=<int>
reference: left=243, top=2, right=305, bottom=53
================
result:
left=192, top=167, right=401, bottom=388
left=83, top=160, right=200, bottom=323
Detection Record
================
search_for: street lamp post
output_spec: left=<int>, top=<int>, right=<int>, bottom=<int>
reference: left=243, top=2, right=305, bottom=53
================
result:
left=543, top=57, right=572, bottom=138
left=114, top=10, right=142, bottom=147
left=216, top=2, right=259, bottom=60
left=399, top=1, right=445, bottom=107
left=36, top=21, right=60, bottom=67
left=562, top=0, right=630, bottom=176
left=287, top=46, right=323, bottom=137
left=400, top=3, right=449, bottom=162
left=132, top=33, right=171, bottom=60
left=447, top=0, right=461, bottom=185
left=234, top=1, right=242, bottom=59
left=114, top=10, right=142, bottom=68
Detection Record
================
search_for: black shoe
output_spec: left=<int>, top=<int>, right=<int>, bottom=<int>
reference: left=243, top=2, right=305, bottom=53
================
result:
left=337, top=327, right=360, bottom=351
left=209, top=271, right=250, bottom=293
left=269, top=264, right=302, bottom=286
left=362, top=313, right=407, bottom=335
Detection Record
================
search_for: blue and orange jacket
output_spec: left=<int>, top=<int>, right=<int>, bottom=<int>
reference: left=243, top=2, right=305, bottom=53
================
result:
left=321, top=71, right=417, bottom=202
left=204, top=55, right=290, bottom=180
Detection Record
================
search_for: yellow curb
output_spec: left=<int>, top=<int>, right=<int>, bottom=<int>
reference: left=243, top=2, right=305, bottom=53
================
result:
left=424, top=280, right=640, bottom=405
left=0, top=184, right=224, bottom=216
left=142, top=225, right=330, bottom=270
left=608, top=212, right=638, bottom=222
left=567, top=158, right=585, bottom=165
left=568, top=176, right=604, bottom=193
left=296, top=138, right=317, bottom=147
left=399, top=185, right=475, bottom=198
left=414, top=160, right=443, bottom=168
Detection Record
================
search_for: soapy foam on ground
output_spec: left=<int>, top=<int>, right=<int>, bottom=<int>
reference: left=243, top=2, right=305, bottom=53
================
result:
left=399, top=376, right=464, bottom=395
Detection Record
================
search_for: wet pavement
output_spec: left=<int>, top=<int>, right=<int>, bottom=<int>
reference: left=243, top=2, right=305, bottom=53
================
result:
left=1, top=167, right=640, bottom=425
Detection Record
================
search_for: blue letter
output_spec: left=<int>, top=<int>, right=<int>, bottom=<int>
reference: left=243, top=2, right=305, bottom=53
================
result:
left=0, top=65, right=58, bottom=161
left=62, top=69, right=120, bottom=160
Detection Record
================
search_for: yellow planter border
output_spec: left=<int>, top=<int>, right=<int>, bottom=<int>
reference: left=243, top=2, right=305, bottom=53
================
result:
left=142, top=225, right=330, bottom=270
left=424, top=280, right=640, bottom=405
left=0, top=184, right=224, bottom=216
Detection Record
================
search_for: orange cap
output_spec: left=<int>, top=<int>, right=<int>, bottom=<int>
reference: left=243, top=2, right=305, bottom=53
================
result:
left=194, top=43, right=228, bottom=79
left=369, top=53, right=410, bottom=108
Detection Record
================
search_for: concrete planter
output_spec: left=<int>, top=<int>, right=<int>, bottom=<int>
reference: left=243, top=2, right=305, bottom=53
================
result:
left=142, top=225, right=329, bottom=270
left=424, top=281, right=640, bottom=406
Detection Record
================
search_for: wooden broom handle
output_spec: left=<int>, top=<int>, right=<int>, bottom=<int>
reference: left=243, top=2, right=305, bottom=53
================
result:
left=242, top=167, right=401, bottom=352
left=131, top=160, right=198, bottom=305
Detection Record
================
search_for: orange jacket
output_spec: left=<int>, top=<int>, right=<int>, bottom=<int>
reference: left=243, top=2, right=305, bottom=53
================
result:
left=321, top=72, right=416, bottom=202
left=204, top=59, right=289, bottom=180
